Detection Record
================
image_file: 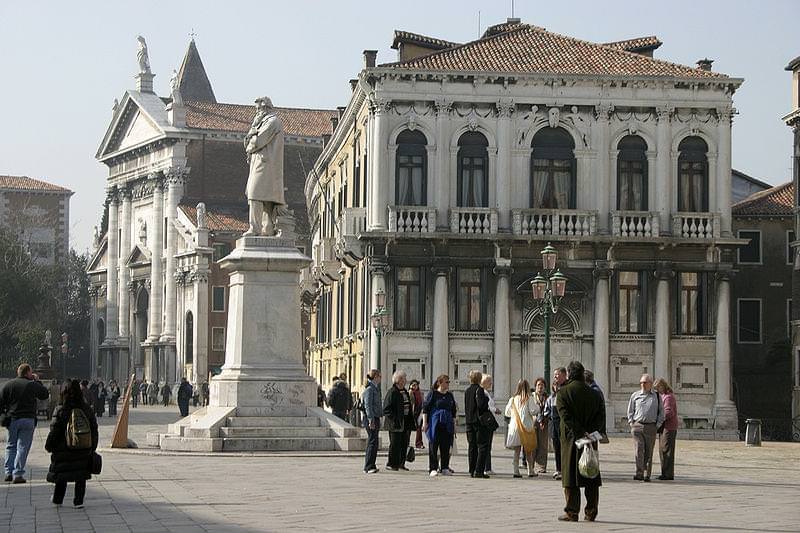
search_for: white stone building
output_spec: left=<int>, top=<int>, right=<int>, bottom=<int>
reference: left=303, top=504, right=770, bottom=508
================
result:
left=305, top=20, right=744, bottom=431
left=87, top=39, right=333, bottom=385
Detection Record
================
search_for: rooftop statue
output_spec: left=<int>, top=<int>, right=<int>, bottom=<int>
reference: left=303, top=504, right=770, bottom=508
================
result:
left=136, top=35, right=151, bottom=74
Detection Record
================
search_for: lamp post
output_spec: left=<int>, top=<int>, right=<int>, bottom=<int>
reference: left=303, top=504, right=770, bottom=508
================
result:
left=530, top=243, right=567, bottom=389
left=370, top=288, right=390, bottom=374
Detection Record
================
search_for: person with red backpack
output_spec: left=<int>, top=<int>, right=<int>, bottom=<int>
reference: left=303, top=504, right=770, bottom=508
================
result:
left=45, top=379, right=99, bottom=508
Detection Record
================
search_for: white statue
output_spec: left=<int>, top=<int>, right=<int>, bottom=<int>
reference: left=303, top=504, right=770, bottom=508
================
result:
left=138, top=219, right=147, bottom=246
left=243, top=96, right=285, bottom=236
left=136, top=35, right=151, bottom=74
left=169, top=69, right=182, bottom=104
left=92, top=225, right=101, bottom=249
left=44, top=330, right=51, bottom=347
left=196, top=202, right=207, bottom=229
left=548, top=107, right=560, bottom=128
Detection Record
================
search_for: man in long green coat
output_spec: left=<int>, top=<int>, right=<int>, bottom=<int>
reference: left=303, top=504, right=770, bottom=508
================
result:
left=556, top=360, right=605, bottom=522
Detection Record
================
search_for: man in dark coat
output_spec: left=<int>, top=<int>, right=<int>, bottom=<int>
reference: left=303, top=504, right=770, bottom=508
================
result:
left=177, top=378, right=193, bottom=417
left=556, top=360, right=605, bottom=522
left=1, top=364, right=49, bottom=483
left=464, top=370, right=491, bottom=478
left=327, top=377, right=352, bottom=421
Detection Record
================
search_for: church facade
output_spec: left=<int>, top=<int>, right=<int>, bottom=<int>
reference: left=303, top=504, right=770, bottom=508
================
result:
left=88, top=39, right=334, bottom=387
left=305, top=20, right=744, bottom=431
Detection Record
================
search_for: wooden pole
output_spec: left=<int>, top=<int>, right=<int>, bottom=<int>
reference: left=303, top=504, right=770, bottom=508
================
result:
left=110, top=373, right=135, bottom=448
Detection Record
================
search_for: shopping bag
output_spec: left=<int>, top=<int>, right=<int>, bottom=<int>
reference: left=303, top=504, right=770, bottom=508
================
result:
left=578, top=443, right=600, bottom=479
left=406, top=446, right=416, bottom=463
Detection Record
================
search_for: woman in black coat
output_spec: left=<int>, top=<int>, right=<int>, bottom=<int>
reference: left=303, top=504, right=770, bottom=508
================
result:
left=45, top=379, right=99, bottom=508
left=382, top=370, right=415, bottom=470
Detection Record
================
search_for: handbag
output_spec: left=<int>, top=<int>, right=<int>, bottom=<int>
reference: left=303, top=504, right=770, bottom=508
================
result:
left=90, top=451, right=102, bottom=475
left=476, top=391, right=499, bottom=431
left=511, top=398, right=538, bottom=454
left=406, top=446, right=416, bottom=463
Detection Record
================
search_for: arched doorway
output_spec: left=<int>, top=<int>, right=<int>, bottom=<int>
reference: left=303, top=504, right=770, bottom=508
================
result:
left=185, top=311, right=194, bottom=366
left=134, top=287, right=149, bottom=368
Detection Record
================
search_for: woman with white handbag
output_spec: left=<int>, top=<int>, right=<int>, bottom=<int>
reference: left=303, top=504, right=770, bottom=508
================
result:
left=504, top=380, right=540, bottom=478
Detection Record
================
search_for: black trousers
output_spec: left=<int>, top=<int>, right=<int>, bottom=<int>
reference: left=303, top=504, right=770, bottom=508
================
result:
left=53, top=479, right=86, bottom=505
left=564, top=486, right=599, bottom=518
left=466, top=423, right=491, bottom=475
left=108, top=401, right=117, bottom=416
left=178, top=400, right=190, bottom=417
left=550, top=420, right=562, bottom=472
left=428, top=427, right=453, bottom=472
left=387, top=430, right=410, bottom=468
left=364, top=419, right=380, bottom=471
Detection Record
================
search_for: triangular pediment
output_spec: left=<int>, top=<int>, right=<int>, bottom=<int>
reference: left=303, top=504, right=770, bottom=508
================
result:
left=96, top=92, right=170, bottom=159
left=126, top=244, right=151, bottom=266
left=87, top=236, right=108, bottom=273
left=117, top=109, right=161, bottom=152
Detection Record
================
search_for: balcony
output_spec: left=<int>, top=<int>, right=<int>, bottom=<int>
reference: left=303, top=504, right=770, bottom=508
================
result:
left=388, top=206, right=437, bottom=233
left=611, top=211, right=660, bottom=238
left=336, top=207, right=367, bottom=265
left=512, top=209, right=597, bottom=237
left=450, top=207, right=498, bottom=235
left=672, top=212, right=720, bottom=240
left=312, top=236, right=340, bottom=283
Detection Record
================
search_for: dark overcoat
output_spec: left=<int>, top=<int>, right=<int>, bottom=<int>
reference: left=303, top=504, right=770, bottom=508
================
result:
left=382, top=385, right=414, bottom=433
left=556, top=378, right=605, bottom=488
left=45, top=403, right=99, bottom=484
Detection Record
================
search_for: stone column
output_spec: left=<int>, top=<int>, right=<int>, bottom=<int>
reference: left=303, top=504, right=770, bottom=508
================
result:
left=368, top=264, right=387, bottom=372
left=593, top=266, right=611, bottom=426
left=496, top=100, right=514, bottom=230
left=714, top=272, right=738, bottom=428
left=161, top=168, right=186, bottom=344
left=431, top=267, right=450, bottom=384
left=654, top=266, right=672, bottom=381
left=594, top=104, right=612, bottom=233
left=105, top=190, right=119, bottom=342
left=493, top=259, right=512, bottom=406
left=716, top=107, right=733, bottom=236
left=368, top=100, right=390, bottom=231
left=655, top=106, right=673, bottom=234
left=193, top=267, right=210, bottom=387
left=148, top=176, right=164, bottom=341
left=434, top=99, right=452, bottom=229
left=118, top=188, right=132, bottom=339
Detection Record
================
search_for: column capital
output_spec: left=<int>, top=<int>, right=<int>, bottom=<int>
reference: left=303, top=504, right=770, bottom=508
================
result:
left=716, top=105, right=735, bottom=125
left=369, top=98, right=392, bottom=116
left=493, top=257, right=513, bottom=277
left=106, top=187, right=120, bottom=205
left=148, top=172, right=165, bottom=191
left=165, top=166, right=190, bottom=186
left=714, top=270, right=733, bottom=283
left=127, top=280, right=137, bottom=293
left=654, top=263, right=674, bottom=280
left=119, top=185, right=132, bottom=201
left=431, top=265, right=451, bottom=277
left=496, top=98, right=515, bottom=119
left=594, top=103, right=614, bottom=122
left=656, top=105, right=674, bottom=122
left=434, top=98, right=453, bottom=117
left=593, top=263, right=612, bottom=280
left=368, top=259, right=390, bottom=276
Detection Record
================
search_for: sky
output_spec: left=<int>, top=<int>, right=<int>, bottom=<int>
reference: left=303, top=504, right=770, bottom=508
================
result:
left=0, top=0, right=797, bottom=252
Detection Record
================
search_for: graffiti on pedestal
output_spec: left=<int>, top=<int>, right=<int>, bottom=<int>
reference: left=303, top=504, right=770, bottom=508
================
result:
left=260, top=382, right=306, bottom=408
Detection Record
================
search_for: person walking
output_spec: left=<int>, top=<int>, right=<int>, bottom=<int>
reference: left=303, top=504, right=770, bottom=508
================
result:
left=556, top=361, right=605, bottom=522
left=107, top=381, right=120, bottom=417
left=409, top=379, right=424, bottom=449
left=45, top=379, right=98, bottom=508
left=130, top=379, right=139, bottom=408
left=362, top=369, right=382, bottom=474
left=139, top=380, right=148, bottom=405
left=326, top=376, right=352, bottom=421
left=201, top=381, right=210, bottom=407
left=177, top=378, right=193, bottom=417
left=532, top=377, right=549, bottom=474
left=383, top=370, right=415, bottom=471
left=0, top=364, right=49, bottom=483
left=481, top=374, right=501, bottom=476
left=543, top=367, right=567, bottom=480
left=464, top=370, right=491, bottom=479
left=422, top=374, right=457, bottom=477
left=654, top=378, right=678, bottom=481
left=504, top=379, right=539, bottom=478
left=627, top=373, right=664, bottom=482
left=160, top=382, right=172, bottom=407
left=95, top=381, right=106, bottom=418
left=148, top=380, right=159, bottom=406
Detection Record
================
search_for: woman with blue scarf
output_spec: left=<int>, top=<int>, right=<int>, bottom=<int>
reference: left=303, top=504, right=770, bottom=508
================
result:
left=422, top=374, right=458, bottom=477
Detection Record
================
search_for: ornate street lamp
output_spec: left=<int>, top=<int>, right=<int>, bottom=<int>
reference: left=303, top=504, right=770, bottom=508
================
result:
left=370, top=288, right=390, bottom=374
left=530, top=243, right=568, bottom=389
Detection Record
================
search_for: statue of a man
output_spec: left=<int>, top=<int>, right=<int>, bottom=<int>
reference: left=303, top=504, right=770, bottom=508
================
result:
left=136, top=35, right=151, bottom=74
left=244, top=96, right=285, bottom=236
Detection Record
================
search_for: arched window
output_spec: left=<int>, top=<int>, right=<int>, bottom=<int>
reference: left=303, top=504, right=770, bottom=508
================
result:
left=617, top=135, right=648, bottom=210
left=395, top=130, right=427, bottom=206
left=185, top=312, right=194, bottom=365
left=678, top=136, right=709, bottom=212
left=457, top=131, right=489, bottom=207
left=97, top=319, right=105, bottom=346
left=531, top=127, right=576, bottom=209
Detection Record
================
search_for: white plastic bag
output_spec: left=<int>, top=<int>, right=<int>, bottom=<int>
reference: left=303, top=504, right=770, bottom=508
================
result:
left=578, top=443, right=600, bottom=479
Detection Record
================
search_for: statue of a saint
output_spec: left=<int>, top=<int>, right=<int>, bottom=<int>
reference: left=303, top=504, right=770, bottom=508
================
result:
left=243, top=96, right=285, bottom=236
left=169, top=69, right=182, bottom=104
left=136, top=35, right=151, bottom=74
left=196, top=202, right=207, bottom=229
left=44, top=330, right=52, bottom=347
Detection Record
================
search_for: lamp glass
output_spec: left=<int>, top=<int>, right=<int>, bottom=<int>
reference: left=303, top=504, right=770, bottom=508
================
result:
left=541, top=244, right=557, bottom=271
left=376, top=288, right=386, bottom=309
left=531, top=273, right=547, bottom=301
left=551, top=270, right=567, bottom=298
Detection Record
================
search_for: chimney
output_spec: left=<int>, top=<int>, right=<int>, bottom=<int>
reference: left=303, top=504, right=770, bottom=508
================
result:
left=337, top=106, right=346, bottom=120
left=363, top=50, right=377, bottom=69
left=330, top=116, right=339, bottom=134
left=349, top=79, right=358, bottom=92
left=696, top=58, right=714, bottom=71
left=507, top=17, right=521, bottom=24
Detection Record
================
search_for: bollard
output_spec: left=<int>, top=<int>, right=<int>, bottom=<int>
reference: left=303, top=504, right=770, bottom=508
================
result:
left=744, top=418, right=762, bottom=447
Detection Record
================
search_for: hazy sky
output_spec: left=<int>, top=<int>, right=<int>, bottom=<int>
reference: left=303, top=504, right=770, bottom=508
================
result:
left=0, top=0, right=797, bottom=252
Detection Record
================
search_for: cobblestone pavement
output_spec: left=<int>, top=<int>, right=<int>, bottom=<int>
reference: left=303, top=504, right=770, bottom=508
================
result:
left=1, top=405, right=798, bottom=532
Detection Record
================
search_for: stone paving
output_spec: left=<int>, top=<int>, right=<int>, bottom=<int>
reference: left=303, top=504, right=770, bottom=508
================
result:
left=1, top=405, right=798, bottom=532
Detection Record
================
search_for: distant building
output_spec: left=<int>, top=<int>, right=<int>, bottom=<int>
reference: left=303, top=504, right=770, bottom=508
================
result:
left=87, top=38, right=334, bottom=386
left=731, top=169, right=771, bottom=204
left=0, top=175, right=72, bottom=264
left=731, top=182, right=794, bottom=438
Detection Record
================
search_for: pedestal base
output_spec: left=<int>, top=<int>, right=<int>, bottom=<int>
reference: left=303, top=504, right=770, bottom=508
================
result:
left=210, top=374, right=316, bottom=416
left=713, top=402, right=739, bottom=430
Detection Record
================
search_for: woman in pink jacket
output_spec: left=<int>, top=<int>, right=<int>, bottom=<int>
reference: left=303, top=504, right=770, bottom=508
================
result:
left=654, top=378, right=678, bottom=480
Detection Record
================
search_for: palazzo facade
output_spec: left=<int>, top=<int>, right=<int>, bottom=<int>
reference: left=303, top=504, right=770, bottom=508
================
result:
left=785, top=54, right=800, bottom=439
left=88, top=39, right=334, bottom=386
left=305, top=20, right=744, bottom=430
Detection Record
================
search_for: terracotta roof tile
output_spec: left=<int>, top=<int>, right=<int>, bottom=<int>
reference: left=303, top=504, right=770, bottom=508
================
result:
left=0, top=175, right=72, bottom=193
left=382, top=24, right=729, bottom=79
left=392, top=30, right=459, bottom=51
left=732, top=181, right=793, bottom=216
left=180, top=203, right=248, bottom=232
left=603, top=36, right=663, bottom=53
left=184, top=101, right=336, bottom=138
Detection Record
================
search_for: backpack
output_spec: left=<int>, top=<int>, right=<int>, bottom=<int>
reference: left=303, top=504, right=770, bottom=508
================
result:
left=66, top=408, right=92, bottom=450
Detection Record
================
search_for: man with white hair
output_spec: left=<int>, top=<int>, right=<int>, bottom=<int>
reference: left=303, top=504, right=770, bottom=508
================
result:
left=626, top=373, right=664, bottom=481
left=243, top=96, right=285, bottom=237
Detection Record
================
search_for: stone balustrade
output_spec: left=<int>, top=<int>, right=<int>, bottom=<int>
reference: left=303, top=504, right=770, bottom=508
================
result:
left=512, top=208, right=598, bottom=236
left=611, top=211, right=660, bottom=238
left=341, top=207, right=367, bottom=237
left=672, top=212, right=721, bottom=239
left=449, top=207, right=498, bottom=234
left=388, top=206, right=437, bottom=233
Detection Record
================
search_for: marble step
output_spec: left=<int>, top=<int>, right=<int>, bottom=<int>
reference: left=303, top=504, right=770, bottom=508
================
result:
left=220, top=426, right=333, bottom=438
left=225, top=416, right=322, bottom=428
left=222, top=437, right=338, bottom=452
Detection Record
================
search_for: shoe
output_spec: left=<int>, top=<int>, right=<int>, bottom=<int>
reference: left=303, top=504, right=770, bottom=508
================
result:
left=398, top=466, right=409, bottom=471
left=484, top=470, right=495, bottom=475
left=528, top=472, right=538, bottom=477
left=3, top=474, right=11, bottom=482
left=657, top=475, right=673, bottom=480
left=12, top=477, right=25, bottom=484
left=513, top=473, right=523, bottom=478
left=585, top=513, right=597, bottom=522
left=440, top=469, right=453, bottom=476
left=474, top=473, right=490, bottom=479
left=429, top=470, right=439, bottom=477
left=633, top=475, right=644, bottom=481
left=643, top=477, right=651, bottom=482
left=74, top=503, right=84, bottom=509
left=365, top=468, right=379, bottom=474
left=554, top=472, right=562, bottom=480
left=51, top=496, right=62, bottom=506
left=385, top=465, right=398, bottom=471
left=469, top=472, right=475, bottom=478
left=557, top=514, right=578, bottom=522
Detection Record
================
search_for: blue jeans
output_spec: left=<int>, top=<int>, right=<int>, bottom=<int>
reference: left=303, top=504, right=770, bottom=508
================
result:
left=363, top=418, right=380, bottom=471
left=5, top=417, right=36, bottom=478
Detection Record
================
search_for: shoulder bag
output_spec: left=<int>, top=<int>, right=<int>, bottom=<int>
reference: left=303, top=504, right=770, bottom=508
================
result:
left=477, top=390, right=499, bottom=432
left=511, top=398, right=538, bottom=453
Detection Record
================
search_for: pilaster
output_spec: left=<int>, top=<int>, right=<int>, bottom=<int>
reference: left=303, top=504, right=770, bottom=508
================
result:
left=496, top=100, right=514, bottom=230
left=714, top=271, right=738, bottom=428
left=716, top=106, right=733, bottom=236
left=593, top=104, right=613, bottom=233
left=105, top=189, right=120, bottom=343
left=368, top=99, right=391, bottom=231
left=118, top=187, right=132, bottom=339
left=655, top=106, right=674, bottom=234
